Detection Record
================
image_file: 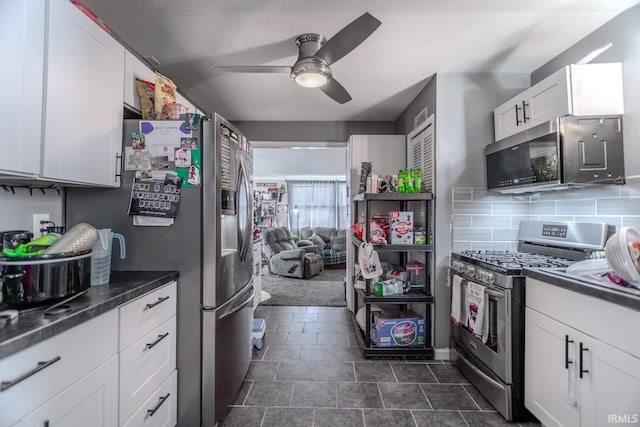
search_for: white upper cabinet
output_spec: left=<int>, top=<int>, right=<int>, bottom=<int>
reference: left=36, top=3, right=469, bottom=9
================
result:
left=41, top=0, right=125, bottom=187
left=494, top=63, right=624, bottom=141
left=0, top=0, right=45, bottom=177
left=125, top=50, right=205, bottom=116
left=124, top=50, right=156, bottom=113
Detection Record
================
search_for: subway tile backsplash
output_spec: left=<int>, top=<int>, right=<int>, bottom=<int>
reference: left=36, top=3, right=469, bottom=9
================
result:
left=451, top=177, right=640, bottom=250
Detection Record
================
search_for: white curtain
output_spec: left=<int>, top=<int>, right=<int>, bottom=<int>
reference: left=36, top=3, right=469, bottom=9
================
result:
left=286, top=180, right=347, bottom=233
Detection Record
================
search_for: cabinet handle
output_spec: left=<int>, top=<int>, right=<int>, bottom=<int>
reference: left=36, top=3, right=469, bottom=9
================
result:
left=522, top=100, right=529, bottom=122
left=115, top=152, right=123, bottom=183
left=145, top=296, right=170, bottom=310
left=146, top=332, right=170, bottom=350
left=579, top=342, right=589, bottom=378
left=0, top=356, right=61, bottom=392
left=147, top=393, right=170, bottom=417
left=564, top=335, right=574, bottom=369
left=515, top=104, right=522, bottom=125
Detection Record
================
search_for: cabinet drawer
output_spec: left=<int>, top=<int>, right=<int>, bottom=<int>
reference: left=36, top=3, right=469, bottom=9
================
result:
left=122, top=370, right=178, bottom=427
left=120, top=316, right=176, bottom=424
left=20, top=355, right=119, bottom=427
left=119, top=281, right=177, bottom=350
left=0, top=310, right=118, bottom=427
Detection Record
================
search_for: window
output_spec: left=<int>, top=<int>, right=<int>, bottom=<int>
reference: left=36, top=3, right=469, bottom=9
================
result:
left=286, top=180, right=347, bottom=231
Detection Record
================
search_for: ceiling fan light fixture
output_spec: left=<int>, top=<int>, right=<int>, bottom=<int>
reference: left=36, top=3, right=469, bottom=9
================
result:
left=294, top=70, right=329, bottom=88
left=291, top=58, right=331, bottom=88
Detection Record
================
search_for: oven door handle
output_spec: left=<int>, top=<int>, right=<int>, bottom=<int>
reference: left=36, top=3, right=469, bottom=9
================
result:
left=454, top=342, right=506, bottom=391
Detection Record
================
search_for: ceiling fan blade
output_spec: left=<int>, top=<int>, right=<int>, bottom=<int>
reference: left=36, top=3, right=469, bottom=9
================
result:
left=214, top=65, right=292, bottom=73
left=320, top=78, right=352, bottom=104
left=314, top=12, right=381, bottom=65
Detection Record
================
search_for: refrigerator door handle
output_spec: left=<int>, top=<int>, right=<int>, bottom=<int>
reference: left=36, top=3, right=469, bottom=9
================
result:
left=219, top=287, right=255, bottom=320
left=238, top=153, right=253, bottom=261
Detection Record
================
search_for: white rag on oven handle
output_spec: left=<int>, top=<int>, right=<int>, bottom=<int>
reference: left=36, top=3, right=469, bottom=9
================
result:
left=450, top=275, right=463, bottom=325
left=466, top=281, right=489, bottom=344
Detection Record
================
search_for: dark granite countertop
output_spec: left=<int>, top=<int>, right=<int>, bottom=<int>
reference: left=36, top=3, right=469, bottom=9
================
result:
left=524, top=267, right=640, bottom=311
left=0, top=270, right=179, bottom=360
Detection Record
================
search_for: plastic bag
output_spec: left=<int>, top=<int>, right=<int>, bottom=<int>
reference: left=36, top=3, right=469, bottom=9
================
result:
left=358, top=241, right=383, bottom=279
left=135, top=78, right=155, bottom=119
left=154, top=72, right=177, bottom=119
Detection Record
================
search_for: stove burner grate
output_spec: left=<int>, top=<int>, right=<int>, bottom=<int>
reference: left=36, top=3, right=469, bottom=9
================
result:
left=459, top=250, right=575, bottom=271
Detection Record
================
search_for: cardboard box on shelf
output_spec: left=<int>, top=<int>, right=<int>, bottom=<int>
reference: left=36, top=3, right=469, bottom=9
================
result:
left=389, top=211, right=413, bottom=244
left=370, top=310, right=425, bottom=347
left=373, top=279, right=404, bottom=296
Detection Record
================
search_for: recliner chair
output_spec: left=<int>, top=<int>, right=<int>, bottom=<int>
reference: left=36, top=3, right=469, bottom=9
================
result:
left=261, top=227, right=324, bottom=279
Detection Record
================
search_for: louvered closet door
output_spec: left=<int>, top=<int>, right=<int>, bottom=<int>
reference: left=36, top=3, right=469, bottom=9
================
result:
left=407, top=114, right=434, bottom=193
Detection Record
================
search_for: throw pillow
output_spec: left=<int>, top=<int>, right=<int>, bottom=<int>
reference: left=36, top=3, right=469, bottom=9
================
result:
left=308, top=232, right=327, bottom=250
left=330, top=235, right=347, bottom=251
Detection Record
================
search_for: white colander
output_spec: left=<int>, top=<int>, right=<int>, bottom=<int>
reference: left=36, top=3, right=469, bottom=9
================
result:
left=604, top=227, right=640, bottom=284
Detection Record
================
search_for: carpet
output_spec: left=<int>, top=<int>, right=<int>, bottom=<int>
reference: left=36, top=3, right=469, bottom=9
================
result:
left=259, top=268, right=347, bottom=306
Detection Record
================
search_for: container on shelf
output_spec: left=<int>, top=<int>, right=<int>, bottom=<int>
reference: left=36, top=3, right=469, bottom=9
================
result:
left=406, top=260, right=425, bottom=289
left=414, top=228, right=426, bottom=245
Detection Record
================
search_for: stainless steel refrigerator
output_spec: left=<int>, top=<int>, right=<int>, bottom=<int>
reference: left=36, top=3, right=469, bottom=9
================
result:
left=65, top=113, right=254, bottom=426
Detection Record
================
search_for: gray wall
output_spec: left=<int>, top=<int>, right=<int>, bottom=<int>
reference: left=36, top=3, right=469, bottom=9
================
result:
left=432, top=73, right=528, bottom=349
left=394, top=72, right=531, bottom=350
left=395, top=75, right=436, bottom=135
left=254, top=147, right=346, bottom=179
left=531, top=4, right=640, bottom=177
left=232, top=121, right=397, bottom=142
left=0, top=188, right=63, bottom=236
left=409, top=3, right=640, bottom=351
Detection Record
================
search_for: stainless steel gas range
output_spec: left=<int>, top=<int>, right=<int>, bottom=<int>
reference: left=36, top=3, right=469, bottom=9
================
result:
left=449, top=220, right=614, bottom=421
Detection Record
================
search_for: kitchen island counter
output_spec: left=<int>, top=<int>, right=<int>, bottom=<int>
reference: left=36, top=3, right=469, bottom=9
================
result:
left=0, top=270, right=179, bottom=360
left=524, top=267, right=640, bottom=311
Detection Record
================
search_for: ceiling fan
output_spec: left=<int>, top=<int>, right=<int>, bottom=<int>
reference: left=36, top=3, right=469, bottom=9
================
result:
left=214, top=12, right=381, bottom=104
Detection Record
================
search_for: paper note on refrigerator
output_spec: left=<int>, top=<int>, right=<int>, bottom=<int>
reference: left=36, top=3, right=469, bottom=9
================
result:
left=139, top=120, right=192, bottom=161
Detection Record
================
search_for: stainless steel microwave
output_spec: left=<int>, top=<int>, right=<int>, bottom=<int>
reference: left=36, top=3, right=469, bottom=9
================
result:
left=485, top=116, right=625, bottom=193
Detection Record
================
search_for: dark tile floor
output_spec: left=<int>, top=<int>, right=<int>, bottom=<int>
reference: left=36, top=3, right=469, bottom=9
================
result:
left=219, top=305, right=539, bottom=427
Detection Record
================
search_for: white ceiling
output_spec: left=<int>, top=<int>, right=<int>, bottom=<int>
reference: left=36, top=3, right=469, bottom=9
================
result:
left=81, top=0, right=640, bottom=122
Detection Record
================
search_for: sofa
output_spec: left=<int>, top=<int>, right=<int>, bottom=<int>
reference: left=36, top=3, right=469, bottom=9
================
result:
left=299, top=227, right=347, bottom=267
left=261, top=227, right=324, bottom=279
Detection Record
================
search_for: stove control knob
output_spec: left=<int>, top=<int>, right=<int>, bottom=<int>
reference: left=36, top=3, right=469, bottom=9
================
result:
left=485, top=272, right=495, bottom=284
left=465, top=265, right=475, bottom=276
left=477, top=270, right=487, bottom=283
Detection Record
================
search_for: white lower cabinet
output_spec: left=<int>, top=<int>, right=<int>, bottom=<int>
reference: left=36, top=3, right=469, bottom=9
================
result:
left=0, top=281, right=178, bottom=427
left=122, top=371, right=178, bottom=427
left=118, top=281, right=178, bottom=426
left=20, top=355, right=119, bottom=427
left=525, top=279, right=640, bottom=427
left=119, top=316, right=177, bottom=423
left=580, top=332, right=640, bottom=426
left=0, top=310, right=118, bottom=427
